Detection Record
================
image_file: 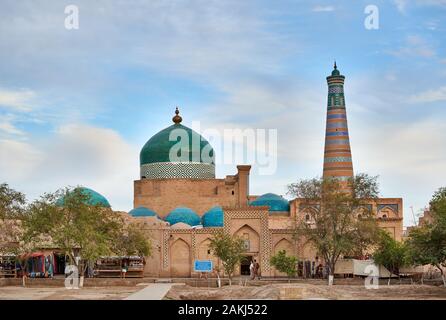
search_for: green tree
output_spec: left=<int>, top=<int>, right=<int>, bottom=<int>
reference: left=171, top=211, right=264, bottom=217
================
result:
left=0, top=183, right=26, bottom=253
left=208, top=230, right=246, bottom=285
left=270, top=250, right=298, bottom=282
left=22, top=187, right=123, bottom=279
left=373, top=230, right=409, bottom=284
left=288, top=174, right=381, bottom=285
left=114, top=221, right=152, bottom=257
left=407, top=188, right=446, bottom=286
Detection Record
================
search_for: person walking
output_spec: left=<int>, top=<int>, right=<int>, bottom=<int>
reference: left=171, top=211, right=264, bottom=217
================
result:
left=249, top=260, right=255, bottom=280
left=254, top=259, right=261, bottom=280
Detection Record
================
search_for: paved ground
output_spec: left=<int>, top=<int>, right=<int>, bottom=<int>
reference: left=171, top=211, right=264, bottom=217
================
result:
left=1, top=282, right=445, bottom=300
left=164, top=283, right=446, bottom=300
left=124, top=283, right=174, bottom=300
left=0, top=286, right=140, bottom=300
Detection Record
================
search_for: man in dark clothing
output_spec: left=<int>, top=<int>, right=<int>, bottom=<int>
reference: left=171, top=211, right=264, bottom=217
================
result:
left=254, top=259, right=261, bottom=280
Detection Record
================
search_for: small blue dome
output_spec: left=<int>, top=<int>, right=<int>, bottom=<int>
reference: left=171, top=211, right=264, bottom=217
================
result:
left=202, top=206, right=224, bottom=227
left=57, top=187, right=111, bottom=208
left=165, top=207, right=201, bottom=226
left=129, top=206, right=158, bottom=217
left=250, top=193, right=290, bottom=212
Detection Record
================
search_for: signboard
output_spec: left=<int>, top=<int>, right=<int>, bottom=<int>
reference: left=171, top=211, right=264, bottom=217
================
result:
left=194, top=260, right=213, bottom=272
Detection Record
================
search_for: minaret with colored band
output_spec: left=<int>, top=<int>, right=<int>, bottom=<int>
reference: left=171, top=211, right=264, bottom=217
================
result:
left=323, top=62, right=354, bottom=180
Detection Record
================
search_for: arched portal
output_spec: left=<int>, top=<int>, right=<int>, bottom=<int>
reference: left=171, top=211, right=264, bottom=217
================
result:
left=234, top=224, right=260, bottom=276
left=273, top=238, right=294, bottom=277
left=170, top=238, right=191, bottom=277
left=198, top=238, right=219, bottom=270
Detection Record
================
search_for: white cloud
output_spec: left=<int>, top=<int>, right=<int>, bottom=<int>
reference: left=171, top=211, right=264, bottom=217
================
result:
left=0, top=118, right=25, bottom=136
left=409, top=86, right=446, bottom=103
left=0, top=139, right=44, bottom=180
left=394, top=0, right=408, bottom=13
left=417, top=0, right=446, bottom=7
left=0, top=124, right=139, bottom=211
left=389, top=35, right=436, bottom=58
left=312, top=5, right=335, bottom=12
left=0, top=88, right=36, bottom=111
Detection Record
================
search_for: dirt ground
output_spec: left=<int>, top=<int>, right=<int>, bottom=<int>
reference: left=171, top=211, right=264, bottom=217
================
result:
left=1, top=283, right=446, bottom=300
left=164, top=283, right=446, bottom=300
left=0, top=286, right=141, bottom=300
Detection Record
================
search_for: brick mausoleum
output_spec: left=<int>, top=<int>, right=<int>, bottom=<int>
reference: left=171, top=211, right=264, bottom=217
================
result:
left=75, top=65, right=404, bottom=278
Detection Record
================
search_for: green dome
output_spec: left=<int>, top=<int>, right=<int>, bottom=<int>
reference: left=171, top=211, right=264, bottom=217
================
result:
left=140, top=123, right=215, bottom=165
left=57, top=187, right=111, bottom=208
left=139, top=109, right=216, bottom=179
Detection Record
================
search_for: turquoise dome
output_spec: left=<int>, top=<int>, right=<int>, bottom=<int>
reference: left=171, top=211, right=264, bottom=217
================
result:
left=250, top=193, right=290, bottom=212
left=57, top=187, right=111, bottom=208
left=129, top=206, right=158, bottom=217
left=202, top=206, right=224, bottom=227
left=165, top=207, right=201, bottom=226
left=140, top=123, right=215, bottom=166
left=139, top=109, right=216, bottom=179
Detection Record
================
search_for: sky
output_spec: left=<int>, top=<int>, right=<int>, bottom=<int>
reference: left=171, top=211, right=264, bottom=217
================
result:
left=0, top=0, right=445, bottom=226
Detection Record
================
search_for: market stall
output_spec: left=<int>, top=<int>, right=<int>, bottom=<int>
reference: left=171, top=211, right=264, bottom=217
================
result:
left=95, top=256, right=145, bottom=278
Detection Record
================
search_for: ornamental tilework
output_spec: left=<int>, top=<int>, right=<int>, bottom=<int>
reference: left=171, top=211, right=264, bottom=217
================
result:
left=328, top=85, right=344, bottom=94
left=325, top=139, right=350, bottom=145
left=326, top=131, right=349, bottom=137
left=326, top=122, right=348, bottom=129
left=141, top=162, right=215, bottom=179
left=377, top=204, right=399, bottom=213
left=224, top=209, right=272, bottom=273
left=327, top=114, right=346, bottom=119
left=324, top=156, right=352, bottom=163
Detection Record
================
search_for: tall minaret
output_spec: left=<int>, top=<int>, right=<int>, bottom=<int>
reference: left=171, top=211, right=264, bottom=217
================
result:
left=323, top=62, right=354, bottom=180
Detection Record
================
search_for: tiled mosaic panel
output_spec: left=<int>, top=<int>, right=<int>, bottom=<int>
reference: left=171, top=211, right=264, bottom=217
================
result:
left=328, top=85, right=344, bottom=94
left=326, top=131, right=349, bottom=137
left=326, top=122, right=348, bottom=129
left=325, top=139, right=350, bottom=145
left=324, top=156, right=352, bottom=163
left=327, top=114, right=347, bottom=119
left=141, top=162, right=215, bottom=179
left=377, top=204, right=399, bottom=213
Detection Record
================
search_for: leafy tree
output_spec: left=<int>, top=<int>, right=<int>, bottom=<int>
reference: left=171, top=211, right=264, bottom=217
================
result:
left=270, top=250, right=298, bottom=282
left=373, top=230, right=409, bottom=284
left=407, top=187, right=446, bottom=286
left=209, top=230, right=246, bottom=285
left=288, top=174, right=381, bottom=284
left=22, top=187, right=123, bottom=277
left=114, top=221, right=152, bottom=257
left=0, top=183, right=26, bottom=220
left=0, top=183, right=26, bottom=253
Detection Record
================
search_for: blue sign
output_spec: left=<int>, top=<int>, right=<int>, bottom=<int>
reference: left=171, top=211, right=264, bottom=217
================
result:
left=194, top=260, right=213, bottom=272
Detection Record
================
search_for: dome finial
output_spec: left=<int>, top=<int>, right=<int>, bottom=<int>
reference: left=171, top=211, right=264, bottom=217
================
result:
left=334, top=60, right=337, bottom=69
left=172, top=106, right=182, bottom=124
